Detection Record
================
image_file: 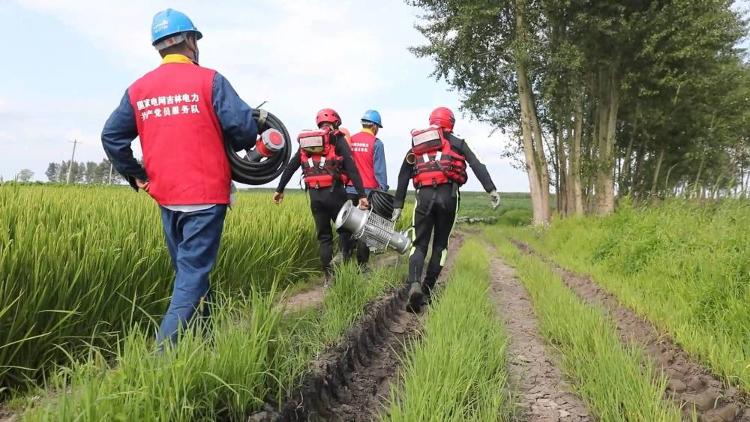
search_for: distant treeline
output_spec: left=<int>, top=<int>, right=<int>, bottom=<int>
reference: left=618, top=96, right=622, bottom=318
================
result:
left=45, top=159, right=125, bottom=184
left=410, top=0, right=750, bottom=224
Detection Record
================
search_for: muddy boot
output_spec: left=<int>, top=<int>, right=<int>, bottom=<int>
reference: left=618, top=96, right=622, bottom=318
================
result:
left=358, top=263, right=371, bottom=274
left=323, top=266, right=334, bottom=289
left=406, top=282, right=424, bottom=313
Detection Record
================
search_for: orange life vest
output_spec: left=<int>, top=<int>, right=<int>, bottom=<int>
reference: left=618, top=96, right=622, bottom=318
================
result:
left=410, top=126, right=467, bottom=188
left=298, top=129, right=348, bottom=189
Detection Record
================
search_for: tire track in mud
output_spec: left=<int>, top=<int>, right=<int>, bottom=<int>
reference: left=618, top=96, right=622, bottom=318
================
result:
left=487, top=249, right=593, bottom=422
left=252, top=235, right=464, bottom=422
left=512, top=239, right=750, bottom=422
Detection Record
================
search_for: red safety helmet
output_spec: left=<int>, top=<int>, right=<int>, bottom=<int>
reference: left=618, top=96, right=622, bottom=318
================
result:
left=429, top=106, right=456, bottom=132
left=316, top=108, right=342, bottom=128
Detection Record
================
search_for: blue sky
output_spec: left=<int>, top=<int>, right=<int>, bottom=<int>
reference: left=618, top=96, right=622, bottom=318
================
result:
left=0, top=0, right=530, bottom=192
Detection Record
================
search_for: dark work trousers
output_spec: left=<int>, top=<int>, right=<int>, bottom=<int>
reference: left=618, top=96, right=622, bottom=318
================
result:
left=408, top=184, right=460, bottom=293
left=346, top=192, right=370, bottom=265
left=310, top=187, right=353, bottom=275
left=157, top=204, right=227, bottom=346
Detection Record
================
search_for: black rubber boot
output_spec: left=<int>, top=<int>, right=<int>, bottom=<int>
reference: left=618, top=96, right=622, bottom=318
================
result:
left=406, top=282, right=424, bottom=313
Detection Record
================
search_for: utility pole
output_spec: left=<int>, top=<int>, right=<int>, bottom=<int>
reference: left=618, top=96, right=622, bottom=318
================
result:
left=66, top=139, right=79, bottom=184
left=108, top=160, right=114, bottom=184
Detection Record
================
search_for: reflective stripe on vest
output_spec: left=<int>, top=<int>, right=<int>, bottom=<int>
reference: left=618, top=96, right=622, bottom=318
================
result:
left=300, top=145, right=346, bottom=188
left=411, top=137, right=467, bottom=188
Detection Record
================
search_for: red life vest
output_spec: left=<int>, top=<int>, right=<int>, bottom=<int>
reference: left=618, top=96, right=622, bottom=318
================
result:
left=347, top=131, right=378, bottom=190
left=298, top=129, right=348, bottom=189
left=128, top=62, right=229, bottom=205
left=410, top=126, right=468, bottom=188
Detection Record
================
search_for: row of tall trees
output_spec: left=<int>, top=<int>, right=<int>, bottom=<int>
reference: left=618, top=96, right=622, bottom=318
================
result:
left=408, top=0, right=750, bottom=224
left=45, top=159, right=124, bottom=184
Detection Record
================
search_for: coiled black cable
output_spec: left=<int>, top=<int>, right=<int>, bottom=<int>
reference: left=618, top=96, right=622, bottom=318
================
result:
left=225, top=109, right=292, bottom=185
left=368, top=190, right=395, bottom=219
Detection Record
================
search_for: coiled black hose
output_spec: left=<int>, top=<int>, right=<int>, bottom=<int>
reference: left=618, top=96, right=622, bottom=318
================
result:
left=368, top=190, right=395, bottom=219
left=225, top=109, right=292, bottom=185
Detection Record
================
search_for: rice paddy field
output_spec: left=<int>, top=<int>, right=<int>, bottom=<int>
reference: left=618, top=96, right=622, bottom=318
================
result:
left=1, top=184, right=748, bottom=421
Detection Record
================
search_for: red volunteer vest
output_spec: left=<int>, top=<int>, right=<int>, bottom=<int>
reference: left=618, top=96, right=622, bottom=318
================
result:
left=347, top=132, right=378, bottom=189
left=128, top=63, right=229, bottom=205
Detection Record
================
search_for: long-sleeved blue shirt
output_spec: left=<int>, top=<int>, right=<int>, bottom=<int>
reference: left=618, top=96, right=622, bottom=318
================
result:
left=345, top=137, right=388, bottom=195
left=101, top=57, right=257, bottom=190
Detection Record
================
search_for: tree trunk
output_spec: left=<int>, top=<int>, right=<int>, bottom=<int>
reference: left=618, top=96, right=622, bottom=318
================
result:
left=514, top=2, right=550, bottom=225
left=693, top=152, right=706, bottom=199
left=551, top=127, right=562, bottom=214
left=594, top=67, right=619, bottom=215
left=619, top=102, right=639, bottom=196
left=557, top=125, right=569, bottom=215
left=530, top=105, right=551, bottom=222
left=650, top=146, right=665, bottom=198
left=570, top=93, right=584, bottom=215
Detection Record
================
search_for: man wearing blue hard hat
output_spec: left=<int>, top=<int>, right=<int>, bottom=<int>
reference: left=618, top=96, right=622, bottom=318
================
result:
left=344, top=110, right=389, bottom=270
left=101, top=9, right=260, bottom=346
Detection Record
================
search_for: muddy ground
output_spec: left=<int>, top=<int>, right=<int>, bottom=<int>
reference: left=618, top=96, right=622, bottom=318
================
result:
left=256, top=235, right=464, bottom=422
left=488, top=249, right=593, bottom=422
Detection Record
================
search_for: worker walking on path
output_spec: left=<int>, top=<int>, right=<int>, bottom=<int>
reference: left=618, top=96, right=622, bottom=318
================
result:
left=344, top=110, right=389, bottom=270
left=101, top=9, right=259, bottom=346
left=392, top=107, right=500, bottom=312
left=273, top=109, right=369, bottom=284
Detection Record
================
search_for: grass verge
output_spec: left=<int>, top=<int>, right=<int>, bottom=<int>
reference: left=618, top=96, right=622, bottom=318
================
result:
left=489, top=228, right=683, bottom=421
left=510, top=200, right=750, bottom=390
left=18, top=258, right=406, bottom=421
left=383, top=239, right=513, bottom=422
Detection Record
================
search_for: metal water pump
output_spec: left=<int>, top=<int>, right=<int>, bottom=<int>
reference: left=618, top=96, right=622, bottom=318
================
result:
left=335, top=201, right=411, bottom=254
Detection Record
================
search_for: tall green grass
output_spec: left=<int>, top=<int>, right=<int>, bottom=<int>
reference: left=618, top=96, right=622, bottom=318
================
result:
left=491, top=230, right=682, bottom=421
left=21, top=289, right=284, bottom=422
left=0, top=185, right=318, bottom=392
left=512, top=199, right=750, bottom=390
left=19, top=259, right=407, bottom=421
left=384, top=239, right=513, bottom=422
left=457, top=191, right=533, bottom=225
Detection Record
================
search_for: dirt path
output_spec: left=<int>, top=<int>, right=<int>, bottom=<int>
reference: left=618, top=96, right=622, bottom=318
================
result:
left=281, top=252, right=401, bottom=314
left=259, top=234, right=464, bottom=422
left=488, top=249, right=592, bottom=422
left=512, top=240, right=750, bottom=422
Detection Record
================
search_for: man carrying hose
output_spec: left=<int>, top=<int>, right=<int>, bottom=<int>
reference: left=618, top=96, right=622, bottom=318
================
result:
left=392, top=107, right=500, bottom=312
left=101, top=9, right=259, bottom=346
left=344, top=110, right=389, bottom=271
left=273, top=109, right=369, bottom=285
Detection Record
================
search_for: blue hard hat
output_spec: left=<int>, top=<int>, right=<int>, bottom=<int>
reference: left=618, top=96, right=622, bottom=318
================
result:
left=151, top=8, right=203, bottom=46
left=361, top=109, right=383, bottom=128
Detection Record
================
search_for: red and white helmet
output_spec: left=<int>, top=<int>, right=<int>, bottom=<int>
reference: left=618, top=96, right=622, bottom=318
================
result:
left=316, top=108, right=342, bottom=128
left=429, top=106, right=456, bottom=132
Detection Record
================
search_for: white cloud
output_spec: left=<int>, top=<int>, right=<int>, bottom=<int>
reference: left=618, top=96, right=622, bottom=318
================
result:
left=7, top=0, right=529, bottom=191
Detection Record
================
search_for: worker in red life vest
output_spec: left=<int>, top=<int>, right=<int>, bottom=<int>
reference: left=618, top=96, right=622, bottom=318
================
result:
left=273, top=109, right=369, bottom=284
left=392, top=107, right=500, bottom=312
left=101, top=9, right=261, bottom=346
left=344, top=110, right=389, bottom=270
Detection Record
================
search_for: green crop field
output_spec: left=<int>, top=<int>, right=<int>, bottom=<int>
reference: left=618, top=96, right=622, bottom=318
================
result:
left=2, top=185, right=749, bottom=421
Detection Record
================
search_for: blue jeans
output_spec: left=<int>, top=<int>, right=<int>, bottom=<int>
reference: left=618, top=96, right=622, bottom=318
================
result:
left=156, top=205, right=227, bottom=346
